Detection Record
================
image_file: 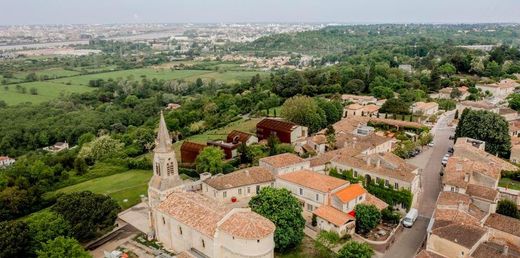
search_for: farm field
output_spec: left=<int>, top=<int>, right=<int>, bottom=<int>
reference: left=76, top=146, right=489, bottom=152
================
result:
left=52, top=68, right=266, bottom=86
left=14, top=67, right=81, bottom=80
left=0, top=80, right=93, bottom=105
left=53, top=169, right=152, bottom=210
left=172, top=117, right=261, bottom=158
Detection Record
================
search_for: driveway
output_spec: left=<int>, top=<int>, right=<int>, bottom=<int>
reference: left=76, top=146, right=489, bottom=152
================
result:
left=384, top=112, right=455, bottom=258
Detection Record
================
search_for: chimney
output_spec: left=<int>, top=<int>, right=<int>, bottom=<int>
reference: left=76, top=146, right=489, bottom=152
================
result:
left=504, top=245, right=509, bottom=256
left=245, top=170, right=250, bottom=176
left=464, top=173, right=470, bottom=182
left=376, top=159, right=381, bottom=168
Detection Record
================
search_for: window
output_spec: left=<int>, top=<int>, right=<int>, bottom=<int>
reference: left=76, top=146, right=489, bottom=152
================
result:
left=394, top=182, right=399, bottom=189
left=257, top=240, right=260, bottom=243
left=202, top=239, right=205, bottom=248
left=167, top=162, right=175, bottom=176
left=223, top=191, right=227, bottom=198
left=307, top=204, right=313, bottom=211
left=238, top=189, right=242, bottom=195
left=316, top=194, right=319, bottom=201
left=155, top=163, right=161, bottom=176
left=162, top=217, right=165, bottom=224
left=385, top=180, right=389, bottom=187
left=247, top=187, right=251, bottom=193
left=179, top=226, right=183, bottom=235
left=299, top=188, right=303, bottom=195
left=354, top=171, right=358, bottom=177
left=358, top=196, right=362, bottom=201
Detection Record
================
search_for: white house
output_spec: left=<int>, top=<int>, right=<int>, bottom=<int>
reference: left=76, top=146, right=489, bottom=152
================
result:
left=411, top=102, right=439, bottom=116
left=259, top=153, right=310, bottom=176
left=0, top=156, right=15, bottom=167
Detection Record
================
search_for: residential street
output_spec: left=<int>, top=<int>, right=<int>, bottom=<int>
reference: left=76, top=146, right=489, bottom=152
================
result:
left=384, top=111, right=455, bottom=258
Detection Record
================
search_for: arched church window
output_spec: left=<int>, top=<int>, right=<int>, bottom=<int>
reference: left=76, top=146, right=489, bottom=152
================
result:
left=167, top=162, right=175, bottom=176
left=155, top=163, right=161, bottom=176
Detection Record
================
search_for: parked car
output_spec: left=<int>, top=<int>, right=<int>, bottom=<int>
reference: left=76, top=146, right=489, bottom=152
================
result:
left=403, top=208, right=419, bottom=228
left=448, top=147, right=454, bottom=154
left=441, top=156, right=449, bottom=166
left=428, top=142, right=434, bottom=147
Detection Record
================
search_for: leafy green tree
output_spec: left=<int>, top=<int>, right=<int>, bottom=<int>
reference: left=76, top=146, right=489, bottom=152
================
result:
left=337, top=241, right=374, bottom=258
left=52, top=191, right=120, bottom=242
left=30, top=87, right=38, bottom=95
left=508, top=93, right=520, bottom=111
left=371, top=86, right=394, bottom=99
left=455, top=109, right=511, bottom=158
left=497, top=199, right=520, bottom=219
left=314, top=231, right=340, bottom=258
left=438, top=63, right=457, bottom=77
left=36, top=236, right=91, bottom=258
left=26, top=210, right=71, bottom=253
left=78, top=135, right=125, bottom=163
left=249, top=187, right=305, bottom=252
left=237, top=142, right=252, bottom=164
left=450, top=87, right=462, bottom=99
left=344, top=79, right=365, bottom=94
left=280, top=96, right=326, bottom=133
left=0, top=220, right=31, bottom=258
left=195, top=146, right=225, bottom=174
left=317, top=98, right=343, bottom=125
left=73, top=157, right=88, bottom=175
left=380, top=98, right=411, bottom=115
left=354, top=204, right=381, bottom=234
left=77, top=132, right=96, bottom=147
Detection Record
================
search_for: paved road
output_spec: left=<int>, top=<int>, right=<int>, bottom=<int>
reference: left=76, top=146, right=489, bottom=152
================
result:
left=384, top=112, right=455, bottom=258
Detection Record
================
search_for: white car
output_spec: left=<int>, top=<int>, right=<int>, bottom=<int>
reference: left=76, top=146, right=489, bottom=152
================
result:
left=427, top=142, right=434, bottom=147
left=441, top=156, right=449, bottom=166
left=403, top=208, right=419, bottom=228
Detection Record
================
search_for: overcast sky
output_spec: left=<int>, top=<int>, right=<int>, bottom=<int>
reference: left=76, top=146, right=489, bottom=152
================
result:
left=1, top=0, right=520, bottom=25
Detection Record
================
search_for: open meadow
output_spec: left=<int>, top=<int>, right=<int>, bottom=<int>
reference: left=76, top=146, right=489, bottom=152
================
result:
left=0, top=80, right=93, bottom=105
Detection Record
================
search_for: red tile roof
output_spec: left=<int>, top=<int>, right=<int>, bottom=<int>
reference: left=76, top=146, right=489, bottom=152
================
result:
left=257, top=118, right=298, bottom=133
left=313, top=205, right=355, bottom=227
left=277, top=170, right=348, bottom=193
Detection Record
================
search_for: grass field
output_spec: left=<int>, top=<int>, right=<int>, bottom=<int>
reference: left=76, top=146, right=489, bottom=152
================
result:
left=0, top=81, right=93, bottom=105
left=499, top=178, right=520, bottom=191
left=53, top=169, right=152, bottom=210
left=14, top=68, right=81, bottom=80
left=51, top=68, right=265, bottom=86
left=172, top=117, right=261, bottom=158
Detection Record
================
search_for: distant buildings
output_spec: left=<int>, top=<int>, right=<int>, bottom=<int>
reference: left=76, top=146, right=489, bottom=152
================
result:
left=476, top=79, right=518, bottom=99
left=411, top=102, right=439, bottom=116
left=256, top=118, right=308, bottom=144
left=0, top=156, right=15, bottom=168
left=43, top=142, right=69, bottom=153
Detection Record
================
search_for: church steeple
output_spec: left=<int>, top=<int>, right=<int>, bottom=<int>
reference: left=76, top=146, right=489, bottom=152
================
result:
left=155, top=111, right=172, bottom=153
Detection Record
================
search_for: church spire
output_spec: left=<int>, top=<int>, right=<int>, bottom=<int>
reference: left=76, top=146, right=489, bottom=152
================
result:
left=155, top=111, right=172, bottom=153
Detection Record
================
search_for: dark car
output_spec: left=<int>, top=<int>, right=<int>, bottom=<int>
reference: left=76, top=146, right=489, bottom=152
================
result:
left=449, top=135, right=455, bottom=140
left=448, top=147, right=454, bottom=153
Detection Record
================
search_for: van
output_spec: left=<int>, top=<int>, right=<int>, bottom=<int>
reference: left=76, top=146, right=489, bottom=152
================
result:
left=402, top=208, right=418, bottom=228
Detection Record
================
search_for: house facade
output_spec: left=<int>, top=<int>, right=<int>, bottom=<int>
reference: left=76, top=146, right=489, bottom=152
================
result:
left=0, top=156, right=15, bottom=167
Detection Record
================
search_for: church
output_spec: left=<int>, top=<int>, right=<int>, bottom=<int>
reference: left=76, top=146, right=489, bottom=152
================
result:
left=147, top=112, right=276, bottom=258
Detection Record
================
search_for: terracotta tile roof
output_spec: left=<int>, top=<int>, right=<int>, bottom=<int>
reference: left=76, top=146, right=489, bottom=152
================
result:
left=156, top=192, right=229, bottom=237
left=365, top=193, right=389, bottom=210
left=313, top=205, right=354, bottom=227
left=485, top=213, right=520, bottom=237
left=436, top=191, right=471, bottom=207
left=466, top=184, right=499, bottom=201
left=180, top=141, right=206, bottom=152
left=341, top=94, right=376, bottom=102
left=459, top=100, right=496, bottom=109
left=218, top=211, right=275, bottom=240
left=277, top=170, right=348, bottom=193
left=334, top=184, right=367, bottom=203
left=257, top=118, right=298, bottom=133
left=346, top=103, right=364, bottom=110
left=204, top=167, right=275, bottom=190
left=443, top=157, right=501, bottom=189
left=310, top=134, right=327, bottom=145
left=431, top=223, right=486, bottom=249
left=336, top=131, right=391, bottom=151
left=0, top=156, right=12, bottom=161
left=472, top=241, right=520, bottom=258
left=362, top=104, right=380, bottom=113
left=260, top=153, right=305, bottom=168
left=413, top=102, right=439, bottom=110
left=468, top=204, right=488, bottom=221
left=500, top=108, right=517, bottom=115
left=308, top=150, right=338, bottom=167
left=433, top=208, right=481, bottom=226
left=454, top=140, right=517, bottom=171
left=415, top=250, right=448, bottom=258
left=226, top=130, right=254, bottom=144
left=332, top=151, right=418, bottom=183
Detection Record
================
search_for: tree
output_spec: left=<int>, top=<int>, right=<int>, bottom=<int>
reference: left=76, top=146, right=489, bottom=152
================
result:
left=508, top=93, right=520, bottom=111
left=280, top=96, right=326, bottom=133
left=454, top=109, right=459, bottom=119
left=497, top=199, right=520, bottom=219
left=78, top=135, right=125, bottom=163
left=249, top=187, right=305, bottom=252
left=317, top=98, right=343, bottom=125
left=0, top=220, right=31, bottom=258
left=30, top=87, right=38, bottom=95
left=36, top=236, right=91, bottom=258
left=314, top=231, right=340, bottom=258
left=26, top=210, right=71, bottom=253
left=52, top=191, right=120, bottom=241
left=195, top=146, right=225, bottom=174
left=371, top=86, right=394, bottom=99
left=438, top=63, right=456, bottom=77
left=380, top=98, right=411, bottom=115
left=326, top=125, right=336, bottom=150
left=455, top=109, right=511, bottom=158
left=237, top=142, right=252, bottom=164
left=450, top=87, right=462, bottom=99
left=354, top=204, right=381, bottom=234
left=344, top=79, right=365, bottom=94
left=337, top=241, right=374, bottom=258
left=267, top=134, right=280, bottom=156
left=73, top=157, right=88, bottom=175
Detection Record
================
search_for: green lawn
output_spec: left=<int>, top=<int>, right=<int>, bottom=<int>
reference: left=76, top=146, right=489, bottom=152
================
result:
left=275, top=236, right=330, bottom=258
left=51, top=67, right=266, bottom=85
left=14, top=68, right=81, bottom=80
left=499, top=178, right=520, bottom=191
left=0, top=81, right=93, bottom=105
left=53, top=169, right=152, bottom=210
left=172, top=117, right=261, bottom=158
